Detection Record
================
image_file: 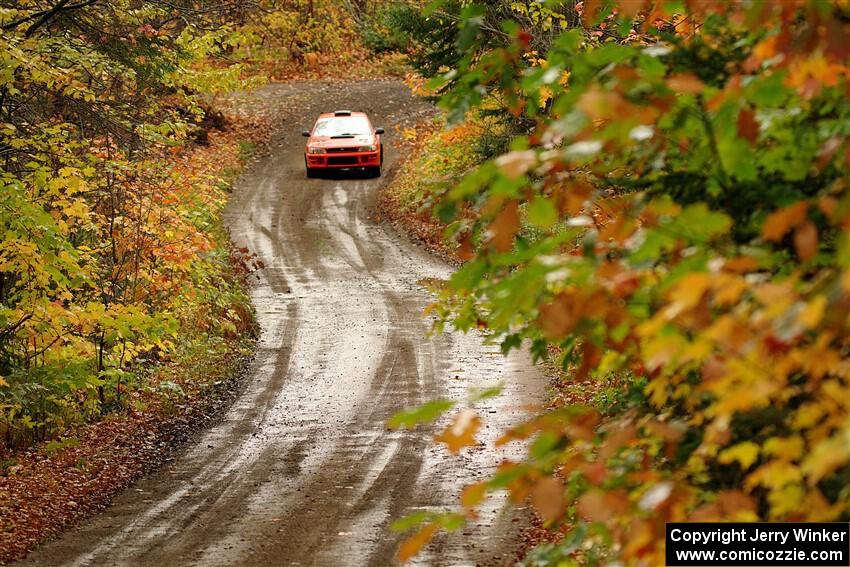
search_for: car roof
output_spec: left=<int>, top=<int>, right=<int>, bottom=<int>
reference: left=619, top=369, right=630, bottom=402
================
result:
left=317, top=111, right=369, bottom=120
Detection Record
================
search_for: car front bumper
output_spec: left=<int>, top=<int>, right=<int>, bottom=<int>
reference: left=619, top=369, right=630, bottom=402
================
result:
left=306, top=150, right=380, bottom=169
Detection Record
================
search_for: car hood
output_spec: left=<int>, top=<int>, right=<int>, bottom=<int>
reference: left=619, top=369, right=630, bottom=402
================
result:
left=308, top=135, right=375, bottom=148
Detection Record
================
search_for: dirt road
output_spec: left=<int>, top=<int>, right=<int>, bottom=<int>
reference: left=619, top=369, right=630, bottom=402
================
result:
left=17, top=81, right=542, bottom=567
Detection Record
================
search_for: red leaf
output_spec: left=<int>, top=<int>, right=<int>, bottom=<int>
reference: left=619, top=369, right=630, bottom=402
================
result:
left=737, top=108, right=759, bottom=144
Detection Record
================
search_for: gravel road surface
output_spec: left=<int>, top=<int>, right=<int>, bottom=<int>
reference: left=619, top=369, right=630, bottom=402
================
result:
left=17, top=80, right=542, bottom=567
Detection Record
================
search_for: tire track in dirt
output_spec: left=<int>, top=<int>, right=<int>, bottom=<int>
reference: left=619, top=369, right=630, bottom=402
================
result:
left=16, top=81, right=542, bottom=567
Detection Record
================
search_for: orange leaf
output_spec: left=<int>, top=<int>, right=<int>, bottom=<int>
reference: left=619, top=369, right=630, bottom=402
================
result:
left=457, top=233, right=474, bottom=261
left=488, top=201, right=520, bottom=253
left=461, top=481, right=488, bottom=509
left=717, top=490, right=757, bottom=517
left=561, top=180, right=594, bottom=215
left=537, top=291, right=580, bottom=339
left=577, top=489, right=629, bottom=523
left=793, top=221, right=818, bottom=261
left=434, top=409, right=481, bottom=454
left=667, top=73, right=704, bottom=94
left=397, top=523, right=438, bottom=562
left=530, top=476, right=565, bottom=522
left=582, top=0, right=601, bottom=25
left=567, top=408, right=601, bottom=442
left=762, top=202, right=808, bottom=241
left=644, top=419, right=684, bottom=444
left=723, top=255, right=759, bottom=273
left=752, top=34, right=778, bottom=60
left=495, top=150, right=536, bottom=180
left=577, top=85, right=626, bottom=119
left=818, top=196, right=838, bottom=219
left=582, top=461, right=609, bottom=484
left=618, top=0, right=647, bottom=18
left=598, top=422, right=636, bottom=460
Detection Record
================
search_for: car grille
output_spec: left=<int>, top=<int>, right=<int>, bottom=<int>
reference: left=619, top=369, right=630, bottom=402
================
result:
left=327, top=156, right=359, bottom=165
left=326, top=147, right=358, bottom=153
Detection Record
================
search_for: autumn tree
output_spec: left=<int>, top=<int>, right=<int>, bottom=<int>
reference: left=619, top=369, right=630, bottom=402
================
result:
left=392, top=1, right=850, bottom=563
left=0, top=0, right=262, bottom=445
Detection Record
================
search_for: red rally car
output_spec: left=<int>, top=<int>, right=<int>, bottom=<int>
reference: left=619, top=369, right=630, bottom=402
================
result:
left=302, top=110, right=384, bottom=178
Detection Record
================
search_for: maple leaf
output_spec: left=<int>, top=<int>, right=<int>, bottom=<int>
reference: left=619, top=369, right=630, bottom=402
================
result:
left=719, top=442, right=760, bottom=469
left=802, top=433, right=850, bottom=484
left=434, top=409, right=481, bottom=454
left=762, top=202, right=809, bottom=241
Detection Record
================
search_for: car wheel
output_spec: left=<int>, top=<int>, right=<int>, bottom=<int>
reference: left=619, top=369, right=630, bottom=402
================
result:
left=369, top=166, right=381, bottom=178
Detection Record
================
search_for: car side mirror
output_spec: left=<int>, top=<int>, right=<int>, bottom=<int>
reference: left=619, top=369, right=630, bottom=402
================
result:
left=375, top=127, right=385, bottom=135
left=301, top=130, right=311, bottom=137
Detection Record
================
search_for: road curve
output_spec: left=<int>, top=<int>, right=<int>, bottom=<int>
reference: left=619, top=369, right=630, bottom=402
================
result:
left=16, top=81, right=542, bottom=567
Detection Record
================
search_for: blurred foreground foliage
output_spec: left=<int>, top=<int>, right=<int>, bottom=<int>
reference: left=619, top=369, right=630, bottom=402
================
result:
left=389, top=1, right=850, bottom=564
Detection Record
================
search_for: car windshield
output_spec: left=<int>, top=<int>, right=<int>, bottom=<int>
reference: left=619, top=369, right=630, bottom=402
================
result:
left=313, top=116, right=372, bottom=137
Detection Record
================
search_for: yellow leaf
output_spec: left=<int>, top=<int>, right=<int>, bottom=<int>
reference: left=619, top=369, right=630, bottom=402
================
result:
left=434, top=409, right=481, bottom=454
left=402, top=127, right=417, bottom=141
left=642, top=333, right=687, bottom=372
left=746, top=460, right=802, bottom=491
left=712, top=273, right=747, bottom=306
left=667, top=273, right=713, bottom=314
left=718, top=442, right=760, bottom=469
left=802, top=431, right=850, bottom=484
left=767, top=483, right=804, bottom=518
left=793, top=402, right=825, bottom=430
left=681, top=338, right=713, bottom=365
left=798, top=295, right=827, bottom=329
left=646, top=378, right=669, bottom=407
left=763, top=436, right=804, bottom=461
left=803, top=488, right=845, bottom=521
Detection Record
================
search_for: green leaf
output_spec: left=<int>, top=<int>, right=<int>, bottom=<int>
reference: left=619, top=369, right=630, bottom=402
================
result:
left=387, top=399, right=456, bottom=429
left=469, top=384, right=504, bottom=403
left=527, top=197, right=558, bottom=228
left=390, top=510, right=434, bottom=532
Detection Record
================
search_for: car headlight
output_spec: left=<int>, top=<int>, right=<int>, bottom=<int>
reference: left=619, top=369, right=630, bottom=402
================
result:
left=358, top=145, right=377, bottom=152
left=307, top=147, right=326, bottom=154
